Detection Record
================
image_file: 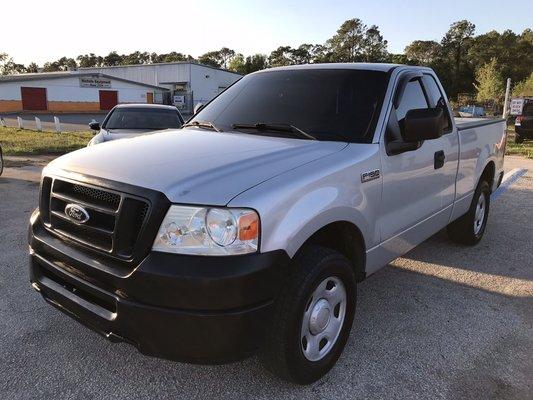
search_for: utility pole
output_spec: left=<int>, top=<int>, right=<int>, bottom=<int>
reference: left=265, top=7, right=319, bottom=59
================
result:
left=502, top=78, right=511, bottom=118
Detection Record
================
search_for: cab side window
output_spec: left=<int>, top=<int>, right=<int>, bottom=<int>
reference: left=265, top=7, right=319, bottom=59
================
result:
left=422, top=75, right=452, bottom=133
left=396, top=80, right=428, bottom=121
left=385, top=79, right=429, bottom=154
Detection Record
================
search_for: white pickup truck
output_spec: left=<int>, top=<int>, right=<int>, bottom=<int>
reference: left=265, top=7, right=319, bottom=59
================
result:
left=29, top=63, right=506, bottom=384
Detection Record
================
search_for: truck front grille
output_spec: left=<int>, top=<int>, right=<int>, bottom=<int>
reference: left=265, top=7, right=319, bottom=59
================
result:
left=40, top=177, right=150, bottom=259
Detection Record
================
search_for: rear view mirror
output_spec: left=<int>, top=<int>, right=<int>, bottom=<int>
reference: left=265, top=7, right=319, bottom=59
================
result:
left=403, top=108, right=444, bottom=142
left=194, top=103, right=205, bottom=115
left=89, top=121, right=100, bottom=131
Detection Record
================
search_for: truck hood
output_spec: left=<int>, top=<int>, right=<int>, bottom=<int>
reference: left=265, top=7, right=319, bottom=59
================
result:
left=46, top=129, right=347, bottom=205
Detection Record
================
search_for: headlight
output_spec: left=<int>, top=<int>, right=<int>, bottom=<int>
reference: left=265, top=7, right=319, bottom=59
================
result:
left=152, top=206, right=259, bottom=255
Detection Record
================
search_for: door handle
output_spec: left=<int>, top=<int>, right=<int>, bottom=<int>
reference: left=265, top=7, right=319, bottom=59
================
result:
left=434, top=150, right=445, bottom=169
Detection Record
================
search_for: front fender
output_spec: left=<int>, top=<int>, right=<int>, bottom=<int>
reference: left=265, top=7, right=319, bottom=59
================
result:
left=228, top=144, right=383, bottom=259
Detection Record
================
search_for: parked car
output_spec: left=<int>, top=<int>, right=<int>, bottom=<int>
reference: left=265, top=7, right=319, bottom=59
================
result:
left=29, top=64, right=505, bottom=384
left=87, top=104, right=184, bottom=146
left=515, top=100, right=533, bottom=143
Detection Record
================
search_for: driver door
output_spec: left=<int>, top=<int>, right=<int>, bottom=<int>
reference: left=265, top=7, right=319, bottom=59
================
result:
left=377, top=75, right=455, bottom=258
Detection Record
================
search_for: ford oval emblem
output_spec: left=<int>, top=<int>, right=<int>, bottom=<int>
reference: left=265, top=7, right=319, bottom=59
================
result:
left=64, top=203, right=90, bottom=224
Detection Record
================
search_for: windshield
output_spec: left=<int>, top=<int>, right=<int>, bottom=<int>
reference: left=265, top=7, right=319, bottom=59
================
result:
left=190, top=69, right=389, bottom=142
left=104, top=108, right=182, bottom=130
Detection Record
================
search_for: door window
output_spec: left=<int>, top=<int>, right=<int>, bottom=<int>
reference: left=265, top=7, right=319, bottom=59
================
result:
left=395, top=80, right=428, bottom=121
left=422, top=75, right=452, bottom=132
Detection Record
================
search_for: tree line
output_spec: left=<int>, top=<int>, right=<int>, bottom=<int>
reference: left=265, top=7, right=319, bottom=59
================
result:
left=1, top=18, right=532, bottom=103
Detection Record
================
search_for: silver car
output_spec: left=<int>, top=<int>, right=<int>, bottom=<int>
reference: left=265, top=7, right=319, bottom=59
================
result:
left=88, top=104, right=184, bottom=146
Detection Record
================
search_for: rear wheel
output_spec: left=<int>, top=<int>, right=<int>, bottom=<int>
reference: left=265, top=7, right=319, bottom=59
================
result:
left=447, top=180, right=490, bottom=245
left=260, top=246, right=356, bottom=384
left=514, top=133, right=524, bottom=144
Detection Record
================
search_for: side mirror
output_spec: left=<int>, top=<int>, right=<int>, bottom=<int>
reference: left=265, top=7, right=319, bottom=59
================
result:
left=89, top=121, right=100, bottom=131
left=193, top=103, right=204, bottom=115
left=403, top=108, right=444, bottom=142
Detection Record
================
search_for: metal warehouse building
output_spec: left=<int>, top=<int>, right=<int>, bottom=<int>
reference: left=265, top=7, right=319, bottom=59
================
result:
left=80, top=62, right=242, bottom=113
left=0, top=72, right=169, bottom=113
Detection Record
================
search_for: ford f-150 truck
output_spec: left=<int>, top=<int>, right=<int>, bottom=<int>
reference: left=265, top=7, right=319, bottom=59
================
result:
left=28, top=63, right=506, bottom=384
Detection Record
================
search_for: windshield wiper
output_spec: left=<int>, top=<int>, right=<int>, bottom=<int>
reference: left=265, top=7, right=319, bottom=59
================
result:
left=182, top=120, right=221, bottom=132
left=312, top=132, right=352, bottom=143
left=231, top=123, right=317, bottom=140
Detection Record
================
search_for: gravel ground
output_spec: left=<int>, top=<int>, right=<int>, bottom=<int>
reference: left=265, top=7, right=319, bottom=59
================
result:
left=0, top=156, right=532, bottom=400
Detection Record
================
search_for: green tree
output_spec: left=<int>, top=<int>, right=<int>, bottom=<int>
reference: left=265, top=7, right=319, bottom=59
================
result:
left=440, top=20, right=476, bottom=98
left=0, top=53, right=26, bottom=75
left=469, top=29, right=533, bottom=87
left=228, top=53, right=246, bottom=74
left=474, top=58, right=504, bottom=107
left=122, top=51, right=151, bottom=65
left=198, top=48, right=237, bottom=68
left=26, top=62, right=39, bottom=73
left=218, top=47, right=235, bottom=69
left=42, top=57, right=77, bottom=72
left=268, top=46, right=294, bottom=67
left=77, top=53, right=103, bottom=68
left=244, top=54, right=268, bottom=73
left=513, top=73, right=533, bottom=97
left=151, top=52, right=194, bottom=63
left=361, top=25, right=388, bottom=62
left=404, top=40, right=441, bottom=65
left=198, top=50, right=222, bottom=67
left=326, top=18, right=367, bottom=62
left=103, top=51, right=123, bottom=66
left=325, top=19, right=388, bottom=63
left=290, top=44, right=310, bottom=64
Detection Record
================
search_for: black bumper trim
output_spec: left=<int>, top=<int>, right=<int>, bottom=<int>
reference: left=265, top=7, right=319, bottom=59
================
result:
left=29, top=211, right=291, bottom=363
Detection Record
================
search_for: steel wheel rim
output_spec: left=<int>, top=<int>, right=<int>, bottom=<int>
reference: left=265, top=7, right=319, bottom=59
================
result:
left=300, top=276, right=347, bottom=362
left=474, top=193, right=486, bottom=235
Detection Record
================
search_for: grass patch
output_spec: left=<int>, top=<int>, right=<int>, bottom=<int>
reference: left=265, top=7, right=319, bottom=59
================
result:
left=0, top=127, right=93, bottom=155
left=506, top=126, right=533, bottom=159
left=506, top=141, right=533, bottom=159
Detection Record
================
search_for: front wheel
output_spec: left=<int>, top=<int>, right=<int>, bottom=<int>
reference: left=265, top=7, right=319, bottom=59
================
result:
left=260, top=246, right=356, bottom=384
left=447, top=180, right=490, bottom=245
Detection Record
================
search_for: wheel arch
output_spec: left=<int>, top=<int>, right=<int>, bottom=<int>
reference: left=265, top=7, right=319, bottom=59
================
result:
left=293, top=220, right=367, bottom=282
left=479, top=160, right=496, bottom=192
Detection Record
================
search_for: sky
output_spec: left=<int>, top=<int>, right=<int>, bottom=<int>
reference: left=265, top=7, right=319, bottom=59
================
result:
left=2, top=0, right=532, bottom=66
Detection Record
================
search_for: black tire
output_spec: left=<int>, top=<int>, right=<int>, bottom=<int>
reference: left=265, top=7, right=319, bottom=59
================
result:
left=0, top=146, right=3, bottom=176
left=514, top=133, right=524, bottom=144
left=447, top=180, right=490, bottom=245
left=260, top=245, right=357, bottom=384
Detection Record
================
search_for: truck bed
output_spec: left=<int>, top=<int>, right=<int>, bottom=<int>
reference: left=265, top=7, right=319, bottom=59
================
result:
left=454, top=117, right=506, bottom=131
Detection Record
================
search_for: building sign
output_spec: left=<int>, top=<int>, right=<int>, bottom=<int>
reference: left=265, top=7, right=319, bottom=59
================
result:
left=173, top=95, right=185, bottom=106
left=79, top=77, right=112, bottom=88
left=510, top=98, right=524, bottom=116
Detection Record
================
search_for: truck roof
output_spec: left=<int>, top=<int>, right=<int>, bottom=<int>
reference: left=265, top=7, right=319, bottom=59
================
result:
left=256, top=63, right=396, bottom=73
left=254, top=63, right=431, bottom=74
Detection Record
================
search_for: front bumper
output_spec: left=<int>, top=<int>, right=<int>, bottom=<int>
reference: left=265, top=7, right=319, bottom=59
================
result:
left=29, top=210, right=290, bottom=363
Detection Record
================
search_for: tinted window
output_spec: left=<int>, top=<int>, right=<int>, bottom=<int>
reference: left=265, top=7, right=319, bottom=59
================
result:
left=523, top=104, right=533, bottom=116
left=104, top=108, right=182, bottom=130
left=395, top=80, right=428, bottom=121
left=192, top=69, right=389, bottom=142
left=422, top=75, right=452, bottom=131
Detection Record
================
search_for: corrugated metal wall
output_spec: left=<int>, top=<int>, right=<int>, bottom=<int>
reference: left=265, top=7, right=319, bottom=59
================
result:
left=80, top=63, right=192, bottom=88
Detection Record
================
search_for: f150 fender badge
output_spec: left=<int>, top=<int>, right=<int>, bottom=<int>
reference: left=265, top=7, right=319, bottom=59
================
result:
left=64, top=203, right=90, bottom=223
left=361, top=169, right=380, bottom=183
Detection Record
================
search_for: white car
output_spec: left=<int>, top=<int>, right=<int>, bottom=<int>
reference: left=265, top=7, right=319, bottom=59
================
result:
left=88, top=104, right=184, bottom=146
